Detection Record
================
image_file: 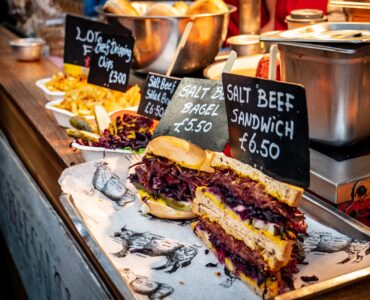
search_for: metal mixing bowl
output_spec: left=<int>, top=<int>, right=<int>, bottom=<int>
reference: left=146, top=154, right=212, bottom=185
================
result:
left=9, top=38, right=45, bottom=61
left=98, top=2, right=236, bottom=75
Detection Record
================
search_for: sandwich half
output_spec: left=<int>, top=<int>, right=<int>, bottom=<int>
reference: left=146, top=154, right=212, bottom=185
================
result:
left=128, top=136, right=214, bottom=219
left=192, top=153, right=306, bottom=298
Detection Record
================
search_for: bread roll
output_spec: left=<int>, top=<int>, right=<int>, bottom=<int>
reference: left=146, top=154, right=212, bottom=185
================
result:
left=172, top=1, right=189, bottom=15
left=188, top=0, right=228, bottom=15
left=145, top=3, right=179, bottom=16
left=103, top=0, right=139, bottom=16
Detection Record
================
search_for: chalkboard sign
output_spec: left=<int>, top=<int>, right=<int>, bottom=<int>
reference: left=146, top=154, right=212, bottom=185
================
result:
left=154, top=78, right=229, bottom=151
left=64, top=14, right=131, bottom=68
left=87, top=31, right=134, bottom=92
left=222, top=73, right=310, bottom=188
left=138, top=73, right=181, bottom=120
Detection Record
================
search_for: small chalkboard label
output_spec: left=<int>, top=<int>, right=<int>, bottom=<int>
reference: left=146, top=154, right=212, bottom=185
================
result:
left=154, top=78, right=229, bottom=151
left=138, top=73, right=181, bottom=120
left=64, top=14, right=131, bottom=68
left=222, top=73, right=310, bottom=188
left=87, top=32, right=134, bottom=92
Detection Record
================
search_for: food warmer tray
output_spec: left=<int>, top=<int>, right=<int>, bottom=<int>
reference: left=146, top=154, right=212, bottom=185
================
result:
left=60, top=191, right=370, bottom=300
left=260, top=22, right=370, bottom=43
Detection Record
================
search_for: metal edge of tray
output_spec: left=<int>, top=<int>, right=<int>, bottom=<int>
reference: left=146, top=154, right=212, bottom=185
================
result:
left=60, top=191, right=370, bottom=299
left=275, top=266, right=370, bottom=300
left=260, top=22, right=370, bottom=44
left=59, top=193, right=137, bottom=300
left=301, top=192, right=370, bottom=240
left=329, top=0, right=370, bottom=9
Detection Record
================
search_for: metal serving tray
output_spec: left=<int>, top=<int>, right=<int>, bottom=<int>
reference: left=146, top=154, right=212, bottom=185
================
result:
left=260, top=22, right=370, bottom=43
left=60, top=191, right=370, bottom=299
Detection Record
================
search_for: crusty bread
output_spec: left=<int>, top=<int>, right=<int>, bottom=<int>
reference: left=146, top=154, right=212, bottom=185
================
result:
left=193, top=187, right=294, bottom=270
left=139, top=191, right=197, bottom=220
left=172, top=1, right=188, bottom=15
left=145, top=3, right=179, bottom=16
left=188, top=0, right=229, bottom=14
left=103, top=0, right=139, bottom=16
left=193, top=223, right=280, bottom=298
left=211, top=152, right=303, bottom=207
left=146, top=136, right=214, bottom=172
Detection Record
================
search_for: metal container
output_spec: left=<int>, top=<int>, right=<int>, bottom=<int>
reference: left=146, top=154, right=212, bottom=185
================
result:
left=279, top=42, right=370, bottom=146
left=285, top=9, right=328, bottom=29
left=238, top=0, right=260, bottom=34
left=98, top=2, right=236, bottom=75
left=260, top=22, right=370, bottom=43
left=9, top=38, right=45, bottom=61
left=226, top=34, right=261, bottom=56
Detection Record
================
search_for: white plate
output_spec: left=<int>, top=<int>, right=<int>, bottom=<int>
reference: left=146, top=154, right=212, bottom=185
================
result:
left=36, top=78, right=65, bottom=102
left=71, top=142, right=143, bottom=162
left=44, top=99, right=96, bottom=128
left=45, top=99, right=139, bottom=128
left=203, top=54, right=264, bottom=80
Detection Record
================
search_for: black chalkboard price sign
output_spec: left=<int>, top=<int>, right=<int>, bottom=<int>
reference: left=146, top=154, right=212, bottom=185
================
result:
left=154, top=78, right=229, bottom=151
left=64, top=14, right=131, bottom=68
left=138, top=73, right=181, bottom=120
left=87, top=32, right=134, bottom=92
left=222, top=73, right=310, bottom=188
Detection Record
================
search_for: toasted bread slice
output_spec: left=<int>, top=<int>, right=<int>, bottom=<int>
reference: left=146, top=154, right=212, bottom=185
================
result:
left=193, top=187, right=295, bottom=270
left=211, top=153, right=303, bottom=207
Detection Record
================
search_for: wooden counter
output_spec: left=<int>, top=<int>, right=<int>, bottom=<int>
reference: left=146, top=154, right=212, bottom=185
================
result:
left=0, top=26, right=369, bottom=300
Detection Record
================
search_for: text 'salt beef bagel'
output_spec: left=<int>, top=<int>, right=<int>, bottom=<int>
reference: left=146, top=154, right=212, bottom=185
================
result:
left=128, top=136, right=215, bottom=220
left=192, top=152, right=307, bottom=299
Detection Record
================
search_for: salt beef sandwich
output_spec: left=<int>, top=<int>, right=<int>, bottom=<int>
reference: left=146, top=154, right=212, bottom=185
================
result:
left=128, top=136, right=214, bottom=220
left=192, top=153, right=307, bottom=298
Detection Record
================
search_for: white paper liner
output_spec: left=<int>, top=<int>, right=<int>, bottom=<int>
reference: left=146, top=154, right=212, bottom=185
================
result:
left=59, top=156, right=370, bottom=300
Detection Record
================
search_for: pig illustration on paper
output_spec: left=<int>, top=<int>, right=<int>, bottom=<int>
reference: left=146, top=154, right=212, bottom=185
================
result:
left=113, top=227, right=197, bottom=273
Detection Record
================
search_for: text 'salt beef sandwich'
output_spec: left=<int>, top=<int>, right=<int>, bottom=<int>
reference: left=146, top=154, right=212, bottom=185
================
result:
left=192, top=153, right=307, bottom=299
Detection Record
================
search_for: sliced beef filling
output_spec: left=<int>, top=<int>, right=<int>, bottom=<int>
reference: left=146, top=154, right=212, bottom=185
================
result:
left=207, top=168, right=307, bottom=236
left=129, top=155, right=208, bottom=203
left=197, top=218, right=299, bottom=289
left=200, top=218, right=269, bottom=272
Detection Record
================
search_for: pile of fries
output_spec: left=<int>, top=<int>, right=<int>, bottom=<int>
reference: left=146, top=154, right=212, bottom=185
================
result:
left=53, top=84, right=141, bottom=116
left=45, top=72, right=87, bottom=92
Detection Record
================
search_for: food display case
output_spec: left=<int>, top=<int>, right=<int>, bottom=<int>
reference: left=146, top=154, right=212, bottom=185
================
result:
left=1, top=2, right=370, bottom=298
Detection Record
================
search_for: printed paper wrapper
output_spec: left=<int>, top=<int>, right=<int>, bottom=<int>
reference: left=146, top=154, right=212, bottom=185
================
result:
left=59, top=156, right=370, bottom=300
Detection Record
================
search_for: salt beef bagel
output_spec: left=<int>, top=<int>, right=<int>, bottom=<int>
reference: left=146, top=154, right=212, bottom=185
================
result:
left=103, top=0, right=139, bottom=16
left=129, top=136, right=215, bottom=220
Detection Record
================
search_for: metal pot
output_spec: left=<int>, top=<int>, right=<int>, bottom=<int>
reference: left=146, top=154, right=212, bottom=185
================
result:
left=98, top=2, right=236, bottom=75
left=279, top=42, right=370, bottom=146
left=9, top=38, right=45, bottom=61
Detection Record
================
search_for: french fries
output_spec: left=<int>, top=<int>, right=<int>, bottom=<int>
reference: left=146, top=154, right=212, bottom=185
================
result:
left=53, top=84, right=141, bottom=116
left=45, top=72, right=87, bottom=92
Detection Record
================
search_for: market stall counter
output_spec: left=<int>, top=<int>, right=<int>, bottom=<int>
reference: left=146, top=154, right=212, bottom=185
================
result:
left=0, top=25, right=370, bottom=300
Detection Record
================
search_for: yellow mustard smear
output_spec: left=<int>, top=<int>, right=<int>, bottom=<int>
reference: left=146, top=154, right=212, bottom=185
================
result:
left=138, top=190, right=167, bottom=206
left=203, top=190, right=291, bottom=246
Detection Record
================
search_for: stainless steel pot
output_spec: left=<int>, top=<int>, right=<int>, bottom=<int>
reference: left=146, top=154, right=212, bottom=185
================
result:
left=9, top=38, right=45, bottom=61
left=279, top=42, right=370, bottom=146
left=98, top=2, right=236, bottom=75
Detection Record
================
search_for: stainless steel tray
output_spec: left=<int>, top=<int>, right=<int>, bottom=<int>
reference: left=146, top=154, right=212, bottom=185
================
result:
left=260, top=22, right=370, bottom=43
left=330, top=0, right=370, bottom=9
left=60, top=191, right=370, bottom=299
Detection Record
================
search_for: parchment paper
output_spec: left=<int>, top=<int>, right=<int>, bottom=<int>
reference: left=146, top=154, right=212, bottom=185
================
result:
left=59, top=156, right=370, bottom=300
